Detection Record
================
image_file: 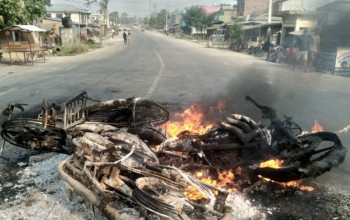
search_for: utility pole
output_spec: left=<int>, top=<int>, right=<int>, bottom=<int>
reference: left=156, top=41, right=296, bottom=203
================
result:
left=149, top=0, right=151, bottom=27
left=266, top=0, right=272, bottom=43
left=165, top=9, right=168, bottom=32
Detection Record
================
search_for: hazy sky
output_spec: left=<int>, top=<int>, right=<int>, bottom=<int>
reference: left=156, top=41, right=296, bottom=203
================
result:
left=52, top=0, right=237, bottom=17
left=51, top=0, right=344, bottom=18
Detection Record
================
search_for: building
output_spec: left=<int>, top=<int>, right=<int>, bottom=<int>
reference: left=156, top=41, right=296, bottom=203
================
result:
left=43, top=4, right=92, bottom=45
left=219, top=4, right=238, bottom=22
left=169, top=10, right=183, bottom=34
left=46, top=4, right=90, bottom=25
left=273, top=0, right=317, bottom=47
left=317, top=0, right=350, bottom=50
left=237, top=0, right=270, bottom=17
left=316, top=1, right=350, bottom=75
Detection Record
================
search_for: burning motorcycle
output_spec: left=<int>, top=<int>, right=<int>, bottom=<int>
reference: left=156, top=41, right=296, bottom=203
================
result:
left=156, top=96, right=347, bottom=185
left=0, top=93, right=347, bottom=219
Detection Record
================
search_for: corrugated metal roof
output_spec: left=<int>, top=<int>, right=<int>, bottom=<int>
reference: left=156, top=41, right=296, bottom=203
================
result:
left=203, top=6, right=221, bottom=15
left=46, top=4, right=90, bottom=14
left=3, top=25, right=47, bottom=32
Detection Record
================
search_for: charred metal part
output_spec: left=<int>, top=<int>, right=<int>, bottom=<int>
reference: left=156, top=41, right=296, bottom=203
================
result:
left=254, top=132, right=347, bottom=182
left=1, top=118, right=69, bottom=153
left=75, top=123, right=118, bottom=133
left=64, top=92, right=88, bottom=129
left=133, top=177, right=190, bottom=219
left=158, top=138, right=198, bottom=153
left=58, top=158, right=121, bottom=220
left=127, top=126, right=167, bottom=145
left=85, top=97, right=169, bottom=127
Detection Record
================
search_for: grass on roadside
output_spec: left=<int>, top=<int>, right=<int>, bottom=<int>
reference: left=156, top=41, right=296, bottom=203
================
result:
left=57, top=40, right=101, bottom=56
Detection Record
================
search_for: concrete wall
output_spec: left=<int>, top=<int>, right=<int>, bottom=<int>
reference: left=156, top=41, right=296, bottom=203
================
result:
left=48, top=12, right=88, bottom=23
left=237, top=0, right=269, bottom=17
left=60, top=27, right=81, bottom=45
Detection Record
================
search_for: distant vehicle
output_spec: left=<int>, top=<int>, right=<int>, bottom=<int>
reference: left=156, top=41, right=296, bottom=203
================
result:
left=141, top=28, right=145, bottom=32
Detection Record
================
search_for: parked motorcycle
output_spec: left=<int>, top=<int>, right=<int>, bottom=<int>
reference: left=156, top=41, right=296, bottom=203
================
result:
left=247, top=45, right=264, bottom=57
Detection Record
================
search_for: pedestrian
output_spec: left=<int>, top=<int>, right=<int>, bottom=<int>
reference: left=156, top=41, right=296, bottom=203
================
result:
left=123, top=30, right=127, bottom=44
left=288, top=43, right=298, bottom=69
left=127, top=30, right=131, bottom=45
left=296, top=29, right=311, bottom=72
left=307, top=29, right=320, bottom=72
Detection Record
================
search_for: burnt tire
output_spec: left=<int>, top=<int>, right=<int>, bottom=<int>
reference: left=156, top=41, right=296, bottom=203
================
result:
left=85, top=98, right=169, bottom=127
left=1, top=118, right=67, bottom=153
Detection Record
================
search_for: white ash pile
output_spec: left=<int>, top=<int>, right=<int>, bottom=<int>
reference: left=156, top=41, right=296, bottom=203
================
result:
left=0, top=153, right=107, bottom=219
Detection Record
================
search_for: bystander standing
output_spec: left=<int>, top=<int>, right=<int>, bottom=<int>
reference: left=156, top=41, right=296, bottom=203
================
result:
left=307, top=29, right=320, bottom=72
left=296, top=29, right=310, bottom=72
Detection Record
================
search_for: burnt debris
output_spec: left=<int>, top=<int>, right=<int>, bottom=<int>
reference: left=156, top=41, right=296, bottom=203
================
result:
left=1, top=93, right=347, bottom=219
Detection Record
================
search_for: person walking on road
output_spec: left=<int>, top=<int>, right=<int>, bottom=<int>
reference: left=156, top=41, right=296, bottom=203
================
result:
left=127, top=29, right=131, bottom=45
left=123, top=30, right=127, bottom=44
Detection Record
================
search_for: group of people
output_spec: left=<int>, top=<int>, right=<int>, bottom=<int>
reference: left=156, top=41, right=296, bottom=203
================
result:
left=111, top=28, right=131, bottom=45
left=287, top=29, right=320, bottom=72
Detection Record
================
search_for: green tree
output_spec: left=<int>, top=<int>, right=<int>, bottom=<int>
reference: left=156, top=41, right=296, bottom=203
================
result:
left=227, top=18, right=243, bottom=41
left=120, top=12, right=129, bottom=24
left=0, top=0, right=51, bottom=29
left=109, top=11, right=119, bottom=26
left=143, top=17, right=149, bottom=26
left=149, top=13, right=157, bottom=28
left=157, top=9, right=166, bottom=29
left=182, top=6, right=211, bottom=38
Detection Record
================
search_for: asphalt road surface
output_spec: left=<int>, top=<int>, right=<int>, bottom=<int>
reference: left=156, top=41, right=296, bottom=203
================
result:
left=0, top=28, right=349, bottom=219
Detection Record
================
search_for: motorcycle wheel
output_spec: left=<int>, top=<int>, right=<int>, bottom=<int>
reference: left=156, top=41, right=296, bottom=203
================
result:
left=1, top=118, right=68, bottom=153
left=255, top=50, right=264, bottom=57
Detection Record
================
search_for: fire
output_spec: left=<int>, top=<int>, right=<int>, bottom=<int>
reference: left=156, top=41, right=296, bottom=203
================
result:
left=162, top=103, right=221, bottom=139
left=311, top=120, right=324, bottom=133
left=184, top=171, right=218, bottom=201
left=185, top=168, right=241, bottom=201
left=259, top=160, right=314, bottom=191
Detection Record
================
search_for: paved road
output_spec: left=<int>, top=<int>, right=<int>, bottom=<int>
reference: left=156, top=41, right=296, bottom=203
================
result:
left=0, top=29, right=350, bottom=218
left=1, top=30, right=349, bottom=172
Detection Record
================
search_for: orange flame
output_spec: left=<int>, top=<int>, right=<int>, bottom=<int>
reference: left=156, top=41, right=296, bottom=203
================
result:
left=184, top=171, right=218, bottom=201
left=259, top=160, right=314, bottom=191
left=162, top=103, right=222, bottom=139
left=311, top=120, right=324, bottom=133
left=184, top=168, right=241, bottom=201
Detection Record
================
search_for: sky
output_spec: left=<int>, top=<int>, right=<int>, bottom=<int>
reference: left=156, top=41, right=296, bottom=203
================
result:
left=51, top=0, right=237, bottom=17
left=51, top=0, right=343, bottom=18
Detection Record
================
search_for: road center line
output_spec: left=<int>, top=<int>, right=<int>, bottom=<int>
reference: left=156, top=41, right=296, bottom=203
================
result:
left=145, top=50, right=165, bottom=98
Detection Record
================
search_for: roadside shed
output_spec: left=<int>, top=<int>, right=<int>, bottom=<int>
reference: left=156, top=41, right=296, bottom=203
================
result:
left=0, top=25, right=47, bottom=65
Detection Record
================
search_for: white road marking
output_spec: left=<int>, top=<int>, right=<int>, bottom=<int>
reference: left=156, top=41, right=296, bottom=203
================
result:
left=222, top=62, right=230, bottom=66
left=145, top=50, right=165, bottom=98
left=0, top=88, right=16, bottom=97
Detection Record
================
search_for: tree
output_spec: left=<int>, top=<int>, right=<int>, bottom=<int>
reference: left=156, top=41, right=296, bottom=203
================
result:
left=182, top=6, right=211, bottom=38
left=227, top=18, right=243, bottom=51
left=227, top=18, right=243, bottom=41
left=109, top=11, right=119, bottom=26
left=0, top=0, right=51, bottom=29
left=149, top=13, right=157, bottom=28
left=143, top=17, right=149, bottom=26
left=120, top=12, right=129, bottom=24
left=157, top=9, right=166, bottom=29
